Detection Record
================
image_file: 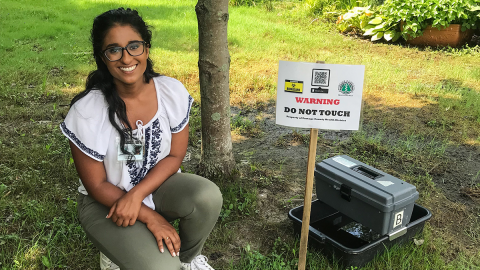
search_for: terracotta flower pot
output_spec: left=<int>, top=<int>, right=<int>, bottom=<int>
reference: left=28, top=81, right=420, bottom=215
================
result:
left=404, top=24, right=474, bottom=48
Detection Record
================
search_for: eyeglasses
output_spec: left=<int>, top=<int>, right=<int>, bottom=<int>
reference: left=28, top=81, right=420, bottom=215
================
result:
left=102, top=41, right=147, bottom=62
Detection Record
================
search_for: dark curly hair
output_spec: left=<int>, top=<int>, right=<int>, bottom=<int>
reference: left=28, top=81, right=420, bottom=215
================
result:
left=71, top=7, right=160, bottom=155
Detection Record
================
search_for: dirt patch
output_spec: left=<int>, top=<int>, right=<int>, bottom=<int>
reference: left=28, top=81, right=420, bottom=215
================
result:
left=436, top=145, right=480, bottom=205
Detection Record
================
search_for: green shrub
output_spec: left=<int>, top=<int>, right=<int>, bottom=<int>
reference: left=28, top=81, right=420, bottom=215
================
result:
left=362, top=13, right=402, bottom=42
left=336, top=6, right=401, bottom=41
left=336, top=7, right=376, bottom=33
left=305, top=0, right=384, bottom=15
left=337, top=0, right=480, bottom=42
left=230, top=0, right=257, bottom=6
left=305, top=0, right=338, bottom=14
left=230, top=0, right=270, bottom=6
left=380, top=0, right=480, bottom=39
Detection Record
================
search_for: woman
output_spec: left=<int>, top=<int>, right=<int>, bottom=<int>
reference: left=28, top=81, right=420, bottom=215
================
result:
left=61, top=8, right=222, bottom=270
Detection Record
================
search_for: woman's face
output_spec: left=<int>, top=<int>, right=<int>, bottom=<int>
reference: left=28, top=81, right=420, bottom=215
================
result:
left=101, top=24, right=149, bottom=87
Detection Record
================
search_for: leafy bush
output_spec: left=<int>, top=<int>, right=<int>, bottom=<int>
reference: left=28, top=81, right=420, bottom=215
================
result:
left=336, top=7, right=401, bottom=41
left=305, top=0, right=383, bottom=15
left=336, top=6, right=375, bottom=33
left=381, top=0, right=480, bottom=39
left=305, top=0, right=344, bottom=15
left=230, top=0, right=270, bottom=7
left=362, top=14, right=402, bottom=41
left=337, top=0, right=480, bottom=42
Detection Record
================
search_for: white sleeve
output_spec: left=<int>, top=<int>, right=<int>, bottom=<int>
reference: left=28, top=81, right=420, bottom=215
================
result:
left=156, top=76, right=194, bottom=133
left=60, top=91, right=114, bottom=161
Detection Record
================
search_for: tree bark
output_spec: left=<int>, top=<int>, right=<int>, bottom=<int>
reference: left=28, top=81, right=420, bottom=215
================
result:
left=195, top=0, right=235, bottom=179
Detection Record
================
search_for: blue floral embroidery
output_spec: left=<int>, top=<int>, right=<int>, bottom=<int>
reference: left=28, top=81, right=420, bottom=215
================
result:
left=60, top=122, right=105, bottom=160
left=127, top=127, right=150, bottom=186
left=170, top=95, right=193, bottom=133
left=127, top=119, right=163, bottom=186
left=148, top=119, right=163, bottom=168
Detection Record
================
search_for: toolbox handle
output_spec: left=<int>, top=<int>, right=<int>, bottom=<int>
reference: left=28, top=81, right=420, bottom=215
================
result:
left=351, top=165, right=383, bottom=180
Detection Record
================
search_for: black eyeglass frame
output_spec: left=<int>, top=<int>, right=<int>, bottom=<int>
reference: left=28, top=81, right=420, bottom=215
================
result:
left=102, top=41, right=148, bottom=62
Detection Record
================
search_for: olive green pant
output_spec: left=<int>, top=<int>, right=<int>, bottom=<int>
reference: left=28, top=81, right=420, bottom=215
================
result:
left=77, top=173, right=222, bottom=270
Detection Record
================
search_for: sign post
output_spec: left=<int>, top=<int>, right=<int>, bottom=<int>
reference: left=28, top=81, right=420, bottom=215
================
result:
left=275, top=60, right=365, bottom=270
left=298, top=127, right=318, bottom=270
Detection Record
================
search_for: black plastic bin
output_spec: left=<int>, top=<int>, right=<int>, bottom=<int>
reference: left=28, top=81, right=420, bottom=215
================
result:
left=288, top=200, right=432, bottom=268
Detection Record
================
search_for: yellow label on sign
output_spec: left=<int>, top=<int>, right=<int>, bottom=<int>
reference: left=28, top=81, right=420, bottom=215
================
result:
left=284, top=80, right=303, bottom=93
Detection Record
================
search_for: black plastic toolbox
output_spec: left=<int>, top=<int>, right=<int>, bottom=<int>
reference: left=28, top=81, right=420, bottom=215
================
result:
left=315, top=155, right=419, bottom=236
left=288, top=200, right=432, bottom=269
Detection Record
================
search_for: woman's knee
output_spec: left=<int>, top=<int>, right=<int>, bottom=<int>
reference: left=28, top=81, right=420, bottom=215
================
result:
left=179, top=175, right=223, bottom=215
left=187, top=177, right=223, bottom=216
left=157, top=173, right=223, bottom=219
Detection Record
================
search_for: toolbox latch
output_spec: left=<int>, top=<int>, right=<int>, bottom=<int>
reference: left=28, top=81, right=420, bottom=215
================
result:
left=388, top=227, right=407, bottom=241
left=340, top=184, right=352, bottom=202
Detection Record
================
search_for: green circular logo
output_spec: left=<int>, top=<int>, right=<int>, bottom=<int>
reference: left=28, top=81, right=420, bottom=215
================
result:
left=338, top=80, right=355, bottom=95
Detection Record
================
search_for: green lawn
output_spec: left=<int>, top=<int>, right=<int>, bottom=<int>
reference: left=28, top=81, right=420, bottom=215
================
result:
left=1, top=0, right=480, bottom=269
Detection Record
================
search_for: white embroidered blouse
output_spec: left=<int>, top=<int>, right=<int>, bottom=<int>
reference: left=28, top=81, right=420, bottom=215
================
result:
left=60, top=76, right=193, bottom=210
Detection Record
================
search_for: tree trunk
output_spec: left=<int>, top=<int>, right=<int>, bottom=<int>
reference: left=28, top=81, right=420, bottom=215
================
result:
left=195, top=0, right=235, bottom=179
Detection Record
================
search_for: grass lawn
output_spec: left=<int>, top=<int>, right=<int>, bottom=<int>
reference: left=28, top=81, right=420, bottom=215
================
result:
left=1, top=0, right=480, bottom=269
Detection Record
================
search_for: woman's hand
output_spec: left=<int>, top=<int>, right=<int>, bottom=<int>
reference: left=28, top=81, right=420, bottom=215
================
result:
left=145, top=212, right=181, bottom=257
left=106, top=192, right=143, bottom=227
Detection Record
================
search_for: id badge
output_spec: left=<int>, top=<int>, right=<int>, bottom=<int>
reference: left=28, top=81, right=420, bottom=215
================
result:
left=117, top=137, right=144, bottom=161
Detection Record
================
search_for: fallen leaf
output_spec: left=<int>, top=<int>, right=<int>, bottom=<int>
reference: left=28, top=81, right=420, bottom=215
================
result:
left=414, top=238, right=424, bottom=246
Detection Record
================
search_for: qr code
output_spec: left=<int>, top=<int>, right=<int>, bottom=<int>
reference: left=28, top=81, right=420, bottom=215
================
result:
left=311, top=69, right=330, bottom=87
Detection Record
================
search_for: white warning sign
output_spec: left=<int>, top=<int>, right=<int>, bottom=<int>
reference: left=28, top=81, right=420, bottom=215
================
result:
left=276, top=61, right=365, bottom=130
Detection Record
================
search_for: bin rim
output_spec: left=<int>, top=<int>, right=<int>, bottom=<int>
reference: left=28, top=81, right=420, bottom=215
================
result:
left=288, top=200, right=432, bottom=255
